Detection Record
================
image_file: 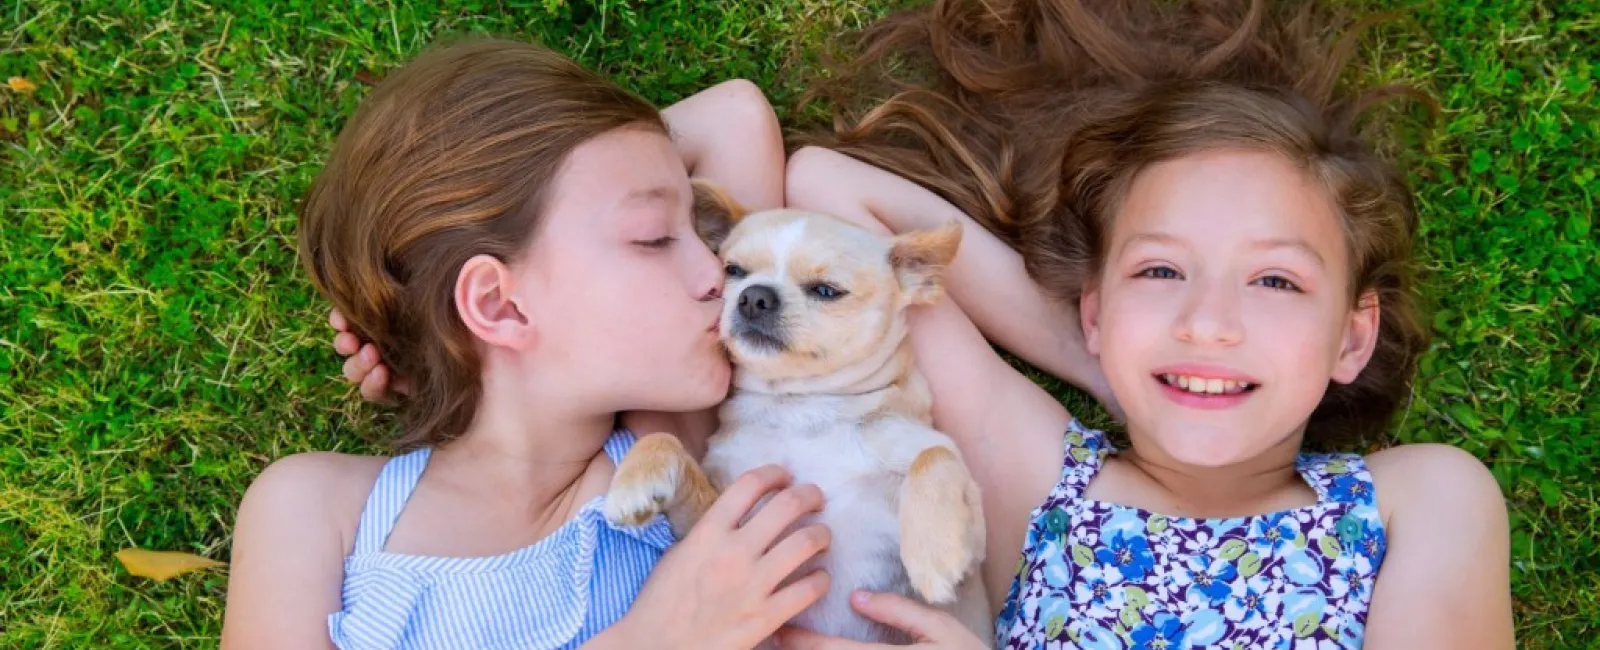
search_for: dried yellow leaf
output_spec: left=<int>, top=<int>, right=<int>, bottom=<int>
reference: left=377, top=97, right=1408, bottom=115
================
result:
left=6, top=77, right=37, bottom=94
left=116, top=548, right=226, bottom=581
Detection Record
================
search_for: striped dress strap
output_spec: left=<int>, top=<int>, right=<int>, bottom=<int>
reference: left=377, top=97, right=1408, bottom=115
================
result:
left=351, top=447, right=432, bottom=556
left=600, top=429, right=638, bottom=465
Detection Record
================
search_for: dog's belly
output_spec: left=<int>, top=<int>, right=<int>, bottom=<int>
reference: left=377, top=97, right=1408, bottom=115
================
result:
left=704, top=431, right=913, bottom=643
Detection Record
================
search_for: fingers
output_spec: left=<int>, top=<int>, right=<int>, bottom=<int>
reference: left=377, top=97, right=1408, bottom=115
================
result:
left=342, top=344, right=381, bottom=384
left=848, top=591, right=945, bottom=641
left=757, top=524, right=831, bottom=589
left=765, top=571, right=833, bottom=635
left=700, top=465, right=792, bottom=530
left=334, top=332, right=362, bottom=356
left=737, top=482, right=825, bottom=548
left=329, top=308, right=349, bottom=332
left=360, top=365, right=392, bottom=403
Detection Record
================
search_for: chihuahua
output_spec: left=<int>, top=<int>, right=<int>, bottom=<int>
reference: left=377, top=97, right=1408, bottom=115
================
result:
left=603, top=182, right=990, bottom=646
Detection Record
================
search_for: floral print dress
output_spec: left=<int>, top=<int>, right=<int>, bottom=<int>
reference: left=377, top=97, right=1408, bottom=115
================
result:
left=995, top=420, right=1387, bottom=650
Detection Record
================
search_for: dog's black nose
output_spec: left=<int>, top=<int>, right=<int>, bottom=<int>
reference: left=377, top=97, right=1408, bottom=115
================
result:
left=737, top=284, right=781, bottom=321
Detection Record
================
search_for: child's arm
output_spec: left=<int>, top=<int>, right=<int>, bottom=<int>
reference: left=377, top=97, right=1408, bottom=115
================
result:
left=1363, top=444, right=1515, bottom=649
left=661, top=78, right=785, bottom=210
left=786, top=147, right=1113, bottom=409
left=221, top=453, right=382, bottom=649
left=785, top=146, right=1074, bottom=608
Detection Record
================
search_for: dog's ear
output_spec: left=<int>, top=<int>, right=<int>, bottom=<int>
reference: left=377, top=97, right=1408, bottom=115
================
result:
left=888, top=220, right=962, bottom=305
left=691, top=180, right=747, bottom=253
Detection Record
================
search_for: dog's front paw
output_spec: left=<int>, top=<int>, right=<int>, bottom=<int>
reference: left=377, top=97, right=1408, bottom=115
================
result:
left=900, top=447, right=984, bottom=605
left=604, top=438, right=684, bottom=528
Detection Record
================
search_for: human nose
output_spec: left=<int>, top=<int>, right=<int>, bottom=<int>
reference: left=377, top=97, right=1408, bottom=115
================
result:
left=1171, top=276, right=1243, bottom=346
left=687, top=240, right=724, bottom=302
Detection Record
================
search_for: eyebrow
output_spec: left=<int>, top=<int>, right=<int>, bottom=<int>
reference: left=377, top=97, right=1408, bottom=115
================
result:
left=1120, top=232, right=1326, bottom=268
left=1247, top=237, right=1326, bottom=268
left=621, top=186, right=679, bottom=206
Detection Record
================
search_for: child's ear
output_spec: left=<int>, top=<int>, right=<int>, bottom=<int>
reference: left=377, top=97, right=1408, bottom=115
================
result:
left=1079, top=283, right=1103, bottom=357
left=1331, top=289, right=1381, bottom=384
left=691, top=179, right=748, bottom=253
left=889, top=220, right=963, bottom=305
left=455, top=255, right=534, bottom=350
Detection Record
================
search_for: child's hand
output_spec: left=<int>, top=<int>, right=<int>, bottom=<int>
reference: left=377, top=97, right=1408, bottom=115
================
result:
left=610, top=465, right=834, bottom=650
left=328, top=308, right=409, bottom=402
left=774, top=591, right=989, bottom=650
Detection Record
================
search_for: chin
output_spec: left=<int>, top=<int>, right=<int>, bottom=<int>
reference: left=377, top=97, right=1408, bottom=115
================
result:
left=1151, top=426, right=1264, bottom=469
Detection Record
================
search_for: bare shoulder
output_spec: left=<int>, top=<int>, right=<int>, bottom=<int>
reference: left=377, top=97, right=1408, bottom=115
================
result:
left=1365, top=443, right=1506, bottom=527
left=235, top=452, right=388, bottom=556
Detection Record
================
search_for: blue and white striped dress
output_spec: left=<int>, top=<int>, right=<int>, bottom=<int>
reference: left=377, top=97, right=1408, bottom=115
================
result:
left=327, top=429, right=677, bottom=650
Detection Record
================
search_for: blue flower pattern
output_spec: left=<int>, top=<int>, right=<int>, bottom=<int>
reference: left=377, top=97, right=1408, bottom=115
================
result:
left=996, top=420, right=1387, bottom=649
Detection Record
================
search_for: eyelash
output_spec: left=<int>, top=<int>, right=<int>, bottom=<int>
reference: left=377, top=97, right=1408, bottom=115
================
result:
left=1134, top=265, right=1304, bottom=293
left=1252, top=275, right=1303, bottom=292
left=636, top=236, right=676, bottom=249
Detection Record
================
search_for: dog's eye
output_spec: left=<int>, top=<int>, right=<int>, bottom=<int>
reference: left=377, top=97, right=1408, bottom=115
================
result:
left=724, top=263, right=747, bottom=279
left=807, top=283, right=847, bottom=300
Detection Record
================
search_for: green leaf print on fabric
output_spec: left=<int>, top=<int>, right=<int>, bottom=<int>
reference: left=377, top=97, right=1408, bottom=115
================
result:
left=1148, top=514, right=1168, bottom=535
left=1319, top=534, right=1343, bottom=558
left=1072, top=544, right=1094, bottom=568
left=1294, top=612, right=1322, bottom=638
left=1219, top=538, right=1247, bottom=560
left=1125, top=585, right=1151, bottom=609
left=1120, top=604, right=1143, bottom=629
left=1238, top=551, right=1263, bottom=578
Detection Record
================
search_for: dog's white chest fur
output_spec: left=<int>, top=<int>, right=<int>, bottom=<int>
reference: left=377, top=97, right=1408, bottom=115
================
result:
left=704, top=389, right=967, bottom=644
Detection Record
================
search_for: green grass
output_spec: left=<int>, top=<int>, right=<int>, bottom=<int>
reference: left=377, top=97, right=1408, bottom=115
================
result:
left=1, top=0, right=1594, bottom=647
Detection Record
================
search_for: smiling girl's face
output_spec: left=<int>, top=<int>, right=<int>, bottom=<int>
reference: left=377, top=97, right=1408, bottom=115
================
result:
left=1081, top=148, right=1381, bottom=468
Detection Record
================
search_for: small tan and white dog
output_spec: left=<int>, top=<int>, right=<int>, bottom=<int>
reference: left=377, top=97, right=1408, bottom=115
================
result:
left=603, top=183, right=990, bottom=647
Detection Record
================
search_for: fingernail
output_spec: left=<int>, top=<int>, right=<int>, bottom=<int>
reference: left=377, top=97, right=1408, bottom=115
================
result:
left=851, top=590, right=870, bottom=606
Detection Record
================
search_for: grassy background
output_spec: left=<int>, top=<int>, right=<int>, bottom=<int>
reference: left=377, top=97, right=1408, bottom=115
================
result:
left=1, top=0, right=1594, bottom=647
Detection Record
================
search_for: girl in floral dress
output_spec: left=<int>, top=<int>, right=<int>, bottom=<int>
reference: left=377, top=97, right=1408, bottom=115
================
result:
left=332, top=1, right=1515, bottom=648
left=770, top=0, right=1515, bottom=648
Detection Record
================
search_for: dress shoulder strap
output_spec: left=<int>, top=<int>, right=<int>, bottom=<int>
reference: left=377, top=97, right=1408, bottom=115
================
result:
left=1055, top=418, right=1112, bottom=500
left=350, top=447, right=432, bottom=556
left=1297, top=452, right=1378, bottom=506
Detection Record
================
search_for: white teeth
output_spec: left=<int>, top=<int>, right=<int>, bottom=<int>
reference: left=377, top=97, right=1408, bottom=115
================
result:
left=1165, top=374, right=1255, bottom=395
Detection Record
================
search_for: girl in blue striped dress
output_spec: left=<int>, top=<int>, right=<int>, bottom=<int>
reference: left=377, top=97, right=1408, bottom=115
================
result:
left=221, top=39, right=832, bottom=650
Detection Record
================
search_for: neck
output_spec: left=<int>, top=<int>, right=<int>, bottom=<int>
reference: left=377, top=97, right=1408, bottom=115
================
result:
left=428, top=371, right=617, bottom=523
left=1118, top=430, right=1309, bottom=518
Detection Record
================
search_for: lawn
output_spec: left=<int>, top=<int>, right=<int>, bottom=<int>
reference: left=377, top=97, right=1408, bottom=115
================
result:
left=1, top=0, right=1595, bottom=647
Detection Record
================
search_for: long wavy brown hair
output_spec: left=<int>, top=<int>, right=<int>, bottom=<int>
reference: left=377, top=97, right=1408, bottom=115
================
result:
left=800, top=0, right=1434, bottom=449
left=299, top=39, right=662, bottom=448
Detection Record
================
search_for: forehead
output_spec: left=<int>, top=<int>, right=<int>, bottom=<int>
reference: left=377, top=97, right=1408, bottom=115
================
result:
left=545, top=126, right=687, bottom=218
left=722, top=210, right=888, bottom=275
left=1113, top=149, right=1347, bottom=263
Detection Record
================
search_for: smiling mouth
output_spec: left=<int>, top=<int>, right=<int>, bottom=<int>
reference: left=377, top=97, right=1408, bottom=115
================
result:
left=1155, top=373, right=1260, bottom=396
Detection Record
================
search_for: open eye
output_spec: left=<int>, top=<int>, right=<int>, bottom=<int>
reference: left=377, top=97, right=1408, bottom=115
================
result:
left=1134, top=265, right=1182, bottom=280
left=1252, top=275, right=1303, bottom=292
left=806, top=283, right=847, bottom=301
left=724, top=262, right=747, bottom=279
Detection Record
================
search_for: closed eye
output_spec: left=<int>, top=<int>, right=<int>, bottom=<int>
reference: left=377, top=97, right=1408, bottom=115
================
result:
left=635, top=236, right=676, bottom=249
